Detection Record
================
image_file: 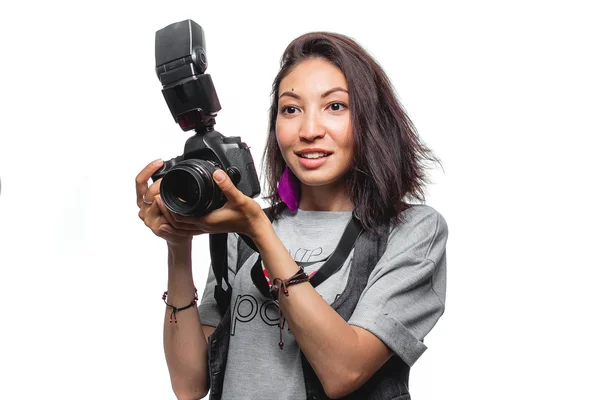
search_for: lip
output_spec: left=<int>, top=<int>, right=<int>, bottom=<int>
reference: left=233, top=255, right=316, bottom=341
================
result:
left=296, top=152, right=331, bottom=169
left=295, top=148, right=332, bottom=156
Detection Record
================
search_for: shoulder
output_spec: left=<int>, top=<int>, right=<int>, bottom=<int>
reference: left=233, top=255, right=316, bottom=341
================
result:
left=392, top=204, right=448, bottom=236
left=385, top=204, right=448, bottom=261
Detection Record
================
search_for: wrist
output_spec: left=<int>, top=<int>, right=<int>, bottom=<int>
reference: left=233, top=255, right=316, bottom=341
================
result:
left=168, top=241, right=192, bottom=269
left=168, top=239, right=192, bottom=253
left=247, top=211, right=273, bottom=244
left=167, top=236, right=192, bottom=249
left=163, top=288, right=198, bottom=323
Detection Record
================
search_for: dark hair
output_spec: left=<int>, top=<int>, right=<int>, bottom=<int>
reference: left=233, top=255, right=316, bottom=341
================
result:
left=262, top=32, right=440, bottom=233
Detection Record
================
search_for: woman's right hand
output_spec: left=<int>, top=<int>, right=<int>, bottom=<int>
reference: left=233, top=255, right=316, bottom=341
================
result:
left=135, top=159, right=205, bottom=246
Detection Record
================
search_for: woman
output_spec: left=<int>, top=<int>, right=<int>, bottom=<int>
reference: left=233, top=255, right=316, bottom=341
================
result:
left=136, top=32, right=448, bottom=400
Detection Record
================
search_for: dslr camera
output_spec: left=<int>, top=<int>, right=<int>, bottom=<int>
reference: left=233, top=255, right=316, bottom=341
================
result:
left=151, top=19, right=261, bottom=216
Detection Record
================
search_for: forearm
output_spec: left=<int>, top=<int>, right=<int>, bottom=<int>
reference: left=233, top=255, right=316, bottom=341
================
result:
left=250, top=217, right=364, bottom=396
left=163, top=242, right=209, bottom=399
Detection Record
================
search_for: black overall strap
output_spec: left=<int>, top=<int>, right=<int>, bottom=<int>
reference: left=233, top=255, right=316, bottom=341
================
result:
left=210, top=207, right=274, bottom=317
left=209, top=233, right=231, bottom=317
left=302, top=225, right=392, bottom=400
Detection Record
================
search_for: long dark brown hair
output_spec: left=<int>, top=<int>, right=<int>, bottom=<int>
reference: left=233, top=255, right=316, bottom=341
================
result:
left=262, top=32, right=440, bottom=233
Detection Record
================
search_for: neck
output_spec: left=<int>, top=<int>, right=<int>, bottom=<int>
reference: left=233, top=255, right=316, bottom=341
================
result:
left=298, top=182, right=353, bottom=212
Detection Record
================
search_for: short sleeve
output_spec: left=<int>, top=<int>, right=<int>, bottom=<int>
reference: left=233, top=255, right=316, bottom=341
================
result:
left=197, top=233, right=239, bottom=327
left=348, top=205, right=448, bottom=366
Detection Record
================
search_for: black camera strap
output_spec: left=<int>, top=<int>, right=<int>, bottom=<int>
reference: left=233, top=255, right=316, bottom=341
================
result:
left=211, top=210, right=363, bottom=314
left=304, top=214, right=362, bottom=288
left=245, top=213, right=363, bottom=293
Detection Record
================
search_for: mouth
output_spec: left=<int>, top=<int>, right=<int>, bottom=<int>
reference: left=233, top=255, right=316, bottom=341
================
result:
left=295, top=151, right=332, bottom=159
left=295, top=150, right=332, bottom=169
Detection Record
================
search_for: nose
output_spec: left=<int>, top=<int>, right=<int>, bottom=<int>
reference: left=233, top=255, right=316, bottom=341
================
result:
left=299, top=110, right=326, bottom=142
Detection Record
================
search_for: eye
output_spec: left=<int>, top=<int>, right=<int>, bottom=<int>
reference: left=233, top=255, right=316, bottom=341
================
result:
left=280, top=105, right=300, bottom=115
left=327, top=102, right=348, bottom=112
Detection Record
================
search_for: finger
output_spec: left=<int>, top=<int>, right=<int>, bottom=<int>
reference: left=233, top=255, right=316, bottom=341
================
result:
left=136, top=159, right=164, bottom=207
left=155, top=195, right=201, bottom=230
left=159, top=224, right=205, bottom=236
left=155, top=228, right=192, bottom=245
left=146, top=178, right=163, bottom=198
left=213, top=169, right=244, bottom=205
left=143, top=200, right=163, bottom=227
left=138, top=178, right=163, bottom=212
left=140, top=200, right=196, bottom=244
left=138, top=193, right=160, bottom=221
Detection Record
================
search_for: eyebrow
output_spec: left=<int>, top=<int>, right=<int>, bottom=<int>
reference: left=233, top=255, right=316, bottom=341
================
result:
left=321, top=87, right=348, bottom=98
left=278, top=87, right=349, bottom=100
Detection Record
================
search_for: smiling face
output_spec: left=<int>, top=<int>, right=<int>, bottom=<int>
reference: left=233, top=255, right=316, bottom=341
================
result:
left=276, top=58, right=354, bottom=196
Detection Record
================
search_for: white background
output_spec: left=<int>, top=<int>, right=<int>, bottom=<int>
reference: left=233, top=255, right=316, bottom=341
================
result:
left=1, top=1, right=598, bottom=399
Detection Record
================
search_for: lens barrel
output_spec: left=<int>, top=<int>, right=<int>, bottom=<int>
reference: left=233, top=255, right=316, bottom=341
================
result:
left=160, top=159, right=223, bottom=216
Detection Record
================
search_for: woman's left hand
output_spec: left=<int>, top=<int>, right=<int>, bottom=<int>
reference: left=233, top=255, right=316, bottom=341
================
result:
left=155, top=169, right=267, bottom=238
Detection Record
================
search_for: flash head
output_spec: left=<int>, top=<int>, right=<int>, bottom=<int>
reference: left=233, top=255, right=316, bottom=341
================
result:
left=155, top=19, right=221, bottom=131
left=155, top=19, right=208, bottom=86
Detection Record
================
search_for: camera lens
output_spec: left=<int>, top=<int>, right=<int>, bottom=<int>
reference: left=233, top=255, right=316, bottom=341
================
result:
left=169, top=170, right=200, bottom=204
left=160, top=159, right=224, bottom=216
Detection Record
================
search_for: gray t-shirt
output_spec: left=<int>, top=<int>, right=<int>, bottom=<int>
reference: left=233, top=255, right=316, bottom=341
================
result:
left=198, top=205, right=448, bottom=400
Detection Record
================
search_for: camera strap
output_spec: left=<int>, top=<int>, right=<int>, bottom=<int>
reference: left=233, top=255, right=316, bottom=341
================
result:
left=244, top=213, right=363, bottom=291
left=308, top=214, right=362, bottom=288
left=211, top=209, right=364, bottom=315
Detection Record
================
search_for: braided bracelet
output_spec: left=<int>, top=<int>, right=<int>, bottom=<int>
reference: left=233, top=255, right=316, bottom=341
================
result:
left=162, top=288, right=198, bottom=323
left=270, top=267, right=310, bottom=349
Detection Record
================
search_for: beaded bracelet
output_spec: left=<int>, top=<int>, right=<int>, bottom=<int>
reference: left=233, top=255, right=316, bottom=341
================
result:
left=269, top=267, right=310, bottom=301
left=270, top=267, right=310, bottom=349
left=162, top=288, right=198, bottom=323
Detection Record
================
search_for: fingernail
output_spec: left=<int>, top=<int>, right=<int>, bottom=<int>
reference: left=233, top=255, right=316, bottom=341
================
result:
left=214, top=170, right=226, bottom=183
left=153, top=159, right=163, bottom=166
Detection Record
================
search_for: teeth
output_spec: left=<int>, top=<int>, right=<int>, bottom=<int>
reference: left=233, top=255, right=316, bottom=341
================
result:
left=301, top=152, right=328, bottom=159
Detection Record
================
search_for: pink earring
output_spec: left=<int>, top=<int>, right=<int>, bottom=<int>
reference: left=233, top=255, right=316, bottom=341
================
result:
left=277, top=166, right=300, bottom=211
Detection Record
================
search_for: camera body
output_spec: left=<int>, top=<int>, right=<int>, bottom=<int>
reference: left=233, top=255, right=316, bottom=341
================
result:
left=151, top=19, right=260, bottom=216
